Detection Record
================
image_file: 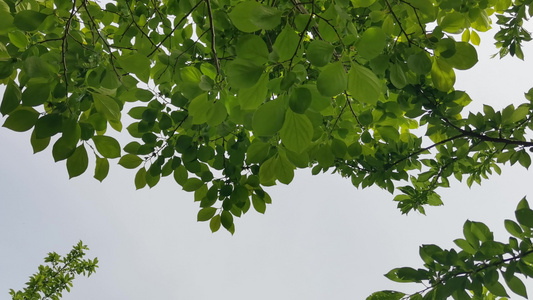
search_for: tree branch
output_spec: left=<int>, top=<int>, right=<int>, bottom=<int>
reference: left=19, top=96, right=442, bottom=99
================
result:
left=205, top=0, right=220, bottom=75
left=147, top=0, right=205, bottom=57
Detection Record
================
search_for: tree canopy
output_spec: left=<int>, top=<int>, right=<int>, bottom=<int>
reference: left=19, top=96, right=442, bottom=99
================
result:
left=2, top=0, right=533, bottom=298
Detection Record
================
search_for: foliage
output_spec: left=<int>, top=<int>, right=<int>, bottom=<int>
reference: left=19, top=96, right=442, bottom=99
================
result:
left=9, top=241, right=98, bottom=300
left=369, top=197, right=533, bottom=300
left=1, top=0, right=533, bottom=297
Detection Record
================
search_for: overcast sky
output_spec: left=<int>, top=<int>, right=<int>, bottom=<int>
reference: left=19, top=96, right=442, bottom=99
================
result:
left=1, top=24, right=533, bottom=299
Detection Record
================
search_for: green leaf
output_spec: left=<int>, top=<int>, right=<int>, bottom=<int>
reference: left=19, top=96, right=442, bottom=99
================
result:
left=21, top=83, right=50, bottom=106
left=182, top=178, right=204, bottom=191
left=206, top=100, right=227, bottom=127
left=93, top=159, right=110, bottom=184
left=516, top=208, right=533, bottom=228
left=236, top=35, right=269, bottom=65
left=92, top=135, right=121, bottom=158
left=92, top=93, right=121, bottom=124
left=30, top=129, right=50, bottom=153
left=274, top=153, right=294, bottom=184
left=259, top=156, right=276, bottom=184
left=246, top=140, right=270, bottom=164
left=407, top=52, right=432, bottom=75
left=453, top=238, right=477, bottom=255
left=280, top=110, right=313, bottom=153
left=188, top=93, right=209, bottom=125
left=8, top=31, right=28, bottom=49
left=439, top=12, right=465, bottom=33
left=118, top=154, right=143, bottom=169
left=0, top=80, right=21, bottom=115
left=348, top=63, right=381, bottom=105
left=252, top=97, right=286, bottom=136
left=52, top=137, right=76, bottom=162
left=227, top=59, right=264, bottom=89
left=289, top=87, right=312, bottom=114
left=238, top=73, right=269, bottom=110
left=229, top=1, right=261, bottom=33
left=210, top=214, right=221, bottom=232
left=366, top=290, right=405, bottom=300
left=357, top=27, right=387, bottom=60
left=251, top=194, right=266, bottom=214
left=504, top=219, right=523, bottom=238
left=14, top=10, right=47, bottom=31
left=273, top=25, right=300, bottom=62
left=485, top=281, right=509, bottom=298
left=431, top=58, right=455, bottom=92
left=197, top=207, right=217, bottom=222
left=221, top=210, right=233, bottom=230
left=307, top=40, right=335, bottom=67
left=2, top=107, right=39, bottom=132
left=23, top=56, right=50, bottom=78
left=0, top=58, right=15, bottom=79
left=134, top=167, right=146, bottom=188
left=66, top=145, right=89, bottom=179
left=444, top=42, right=478, bottom=70
left=504, top=275, right=528, bottom=298
left=34, top=114, right=62, bottom=139
left=389, top=63, right=407, bottom=89
left=317, top=62, right=347, bottom=97
left=250, top=5, right=281, bottom=30
left=117, top=53, right=151, bottom=83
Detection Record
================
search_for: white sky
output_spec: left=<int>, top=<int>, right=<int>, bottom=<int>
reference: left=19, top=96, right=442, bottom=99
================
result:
left=1, top=23, right=533, bottom=299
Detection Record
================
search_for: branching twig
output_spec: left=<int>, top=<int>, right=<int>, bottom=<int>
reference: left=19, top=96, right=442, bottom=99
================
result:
left=384, top=0, right=412, bottom=45
left=206, top=0, right=220, bottom=75
left=148, top=0, right=205, bottom=57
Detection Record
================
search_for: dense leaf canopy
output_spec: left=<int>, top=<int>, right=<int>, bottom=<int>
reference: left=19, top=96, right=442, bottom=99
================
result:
left=2, top=0, right=533, bottom=298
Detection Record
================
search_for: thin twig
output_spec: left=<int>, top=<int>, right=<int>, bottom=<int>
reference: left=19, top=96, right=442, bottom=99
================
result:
left=206, top=0, right=220, bottom=75
left=147, top=0, right=205, bottom=57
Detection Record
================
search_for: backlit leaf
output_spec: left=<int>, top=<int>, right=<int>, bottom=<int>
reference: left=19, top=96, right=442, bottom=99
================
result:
left=252, top=97, right=286, bottom=136
left=227, top=59, right=264, bottom=89
left=317, top=62, right=347, bottom=97
left=358, top=27, right=387, bottom=60
left=14, top=10, right=47, bottom=31
left=117, top=53, right=151, bottom=83
left=280, top=110, right=313, bottom=153
left=431, top=58, right=455, bottom=92
left=229, top=1, right=261, bottom=33
left=348, top=64, right=381, bottom=105
left=307, top=40, right=335, bottom=67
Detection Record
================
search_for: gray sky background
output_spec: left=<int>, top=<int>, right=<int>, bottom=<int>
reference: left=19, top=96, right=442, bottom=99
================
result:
left=1, top=23, right=533, bottom=299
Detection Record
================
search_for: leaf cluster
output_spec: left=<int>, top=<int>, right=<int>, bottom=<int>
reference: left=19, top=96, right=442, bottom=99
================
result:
left=9, top=241, right=98, bottom=300
left=369, top=198, right=533, bottom=300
